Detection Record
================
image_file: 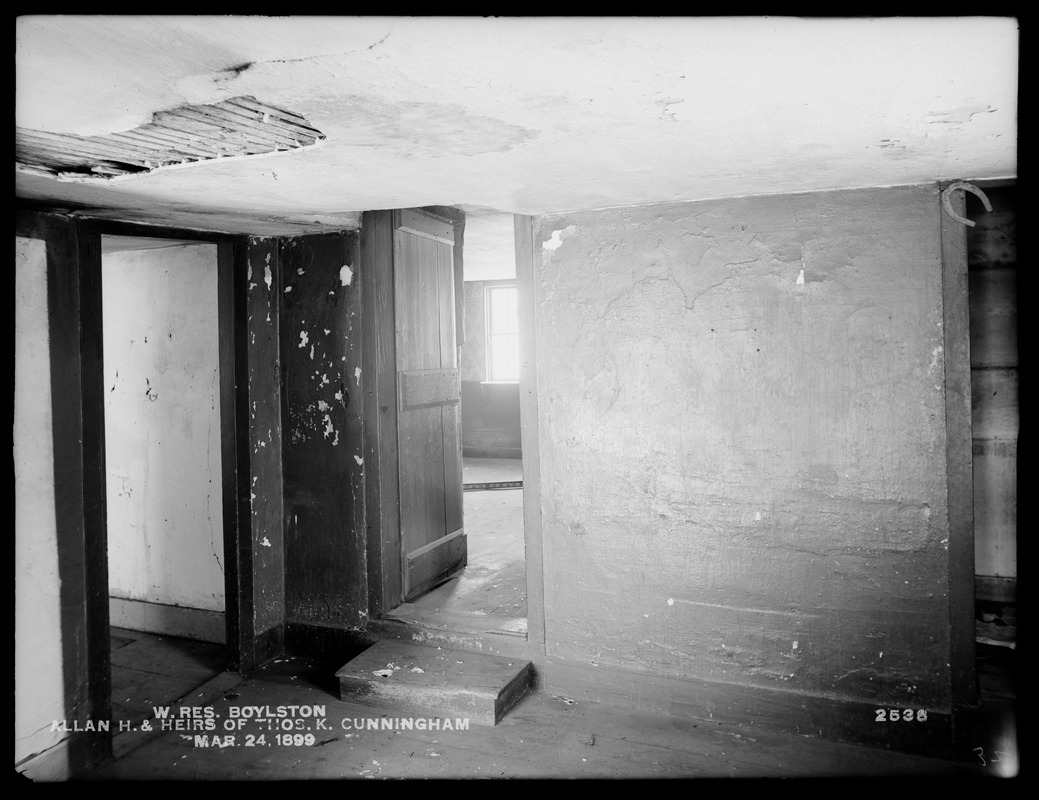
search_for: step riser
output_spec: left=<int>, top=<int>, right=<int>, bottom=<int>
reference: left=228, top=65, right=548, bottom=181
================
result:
left=340, top=666, right=531, bottom=726
left=336, top=640, right=533, bottom=726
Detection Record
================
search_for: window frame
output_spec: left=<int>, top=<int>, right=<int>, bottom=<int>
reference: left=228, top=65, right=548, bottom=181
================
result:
left=483, top=281, right=520, bottom=382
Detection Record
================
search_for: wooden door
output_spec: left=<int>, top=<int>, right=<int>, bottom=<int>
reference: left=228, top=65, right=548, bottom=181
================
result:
left=394, top=209, right=465, bottom=601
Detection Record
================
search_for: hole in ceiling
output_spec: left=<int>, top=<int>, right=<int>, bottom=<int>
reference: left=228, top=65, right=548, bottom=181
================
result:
left=15, top=96, right=326, bottom=178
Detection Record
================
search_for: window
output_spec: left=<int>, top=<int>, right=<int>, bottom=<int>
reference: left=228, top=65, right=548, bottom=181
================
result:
left=485, top=284, right=519, bottom=381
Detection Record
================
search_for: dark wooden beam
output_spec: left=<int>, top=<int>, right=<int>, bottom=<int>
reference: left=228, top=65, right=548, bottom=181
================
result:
left=242, top=238, right=287, bottom=665
left=940, top=181, right=979, bottom=739
left=218, top=240, right=257, bottom=672
left=280, top=232, right=368, bottom=630
left=72, top=218, right=243, bottom=244
left=77, top=224, right=113, bottom=770
left=362, top=210, right=402, bottom=614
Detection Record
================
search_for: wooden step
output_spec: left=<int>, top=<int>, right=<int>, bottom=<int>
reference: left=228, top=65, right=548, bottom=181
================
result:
left=335, top=639, right=533, bottom=726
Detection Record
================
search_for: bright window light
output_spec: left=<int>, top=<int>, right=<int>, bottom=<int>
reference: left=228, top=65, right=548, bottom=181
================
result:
left=486, top=284, right=519, bottom=381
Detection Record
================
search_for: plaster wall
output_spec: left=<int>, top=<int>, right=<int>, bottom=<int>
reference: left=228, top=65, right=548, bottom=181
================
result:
left=103, top=243, right=225, bottom=614
left=15, top=236, right=67, bottom=763
left=532, top=185, right=952, bottom=707
left=461, top=281, right=487, bottom=383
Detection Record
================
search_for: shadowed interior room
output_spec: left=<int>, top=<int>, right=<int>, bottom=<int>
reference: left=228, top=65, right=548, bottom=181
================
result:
left=15, top=15, right=1019, bottom=780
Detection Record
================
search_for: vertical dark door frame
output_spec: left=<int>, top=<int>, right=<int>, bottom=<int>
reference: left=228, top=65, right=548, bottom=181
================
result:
left=361, top=209, right=402, bottom=616
left=70, top=220, right=258, bottom=768
left=938, top=183, right=978, bottom=723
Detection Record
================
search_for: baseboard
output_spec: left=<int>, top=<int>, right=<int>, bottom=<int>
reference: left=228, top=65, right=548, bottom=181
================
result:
left=369, top=615, right=538, bottom=662
left=462, top=446, right=522, bottom=459
left=284, top=620, right=374, bottom=665
left=109, top=597, right=225, bottom=644
left=537, top=656, right=954, bottom=760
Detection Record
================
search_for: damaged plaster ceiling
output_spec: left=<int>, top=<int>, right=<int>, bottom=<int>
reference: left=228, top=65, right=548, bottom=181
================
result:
left=17, top=96, right=326, bottom=178
left=15, top=15, right=1018, bottom=237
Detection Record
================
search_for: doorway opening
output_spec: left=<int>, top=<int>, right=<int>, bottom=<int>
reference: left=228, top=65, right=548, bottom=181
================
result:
left=378, top=211, right=529, bottom=640
left=100, top=235, right=228, bottom=728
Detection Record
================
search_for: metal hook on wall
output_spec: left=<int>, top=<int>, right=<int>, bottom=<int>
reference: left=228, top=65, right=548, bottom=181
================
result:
left=942, top=181, right=993, bottom=227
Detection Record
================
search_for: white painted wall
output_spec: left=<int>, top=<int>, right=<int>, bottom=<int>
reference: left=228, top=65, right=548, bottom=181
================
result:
left=463, top=213, right=516, bottom=281
left=15, top=236, right=68, bottom=765
left=103, top=242, right=225, bottom=617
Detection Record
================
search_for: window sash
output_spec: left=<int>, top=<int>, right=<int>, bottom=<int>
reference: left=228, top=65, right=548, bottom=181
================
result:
left=486, top=285, right=519, bottom=381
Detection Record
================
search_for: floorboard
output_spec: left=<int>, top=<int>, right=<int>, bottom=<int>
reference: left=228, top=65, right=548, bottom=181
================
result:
left=88, top=650, right=983, bottom=780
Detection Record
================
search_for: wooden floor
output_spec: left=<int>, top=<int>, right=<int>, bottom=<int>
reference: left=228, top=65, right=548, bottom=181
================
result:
left=386, top=461, right=526, bottom=635
left=462, top=456, right=524, bottom=488
left=110, top=628, right=226, bottom=728
left=87, top=636, right=992, bottom=780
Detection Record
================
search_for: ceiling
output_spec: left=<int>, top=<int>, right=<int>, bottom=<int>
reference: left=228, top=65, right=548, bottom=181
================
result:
left=17, top=15, right=1018, bottom=253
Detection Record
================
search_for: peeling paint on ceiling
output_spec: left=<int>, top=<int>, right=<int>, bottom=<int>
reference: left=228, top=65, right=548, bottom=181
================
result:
left=15, top=16, right=1018, bottom=235
left=16, top=96, right=324, bottom=178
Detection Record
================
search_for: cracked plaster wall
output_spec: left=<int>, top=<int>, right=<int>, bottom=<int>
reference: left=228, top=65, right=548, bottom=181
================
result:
left=533, top=185, right=952, bottom=706
left=103, top=243, right=225, bottom=614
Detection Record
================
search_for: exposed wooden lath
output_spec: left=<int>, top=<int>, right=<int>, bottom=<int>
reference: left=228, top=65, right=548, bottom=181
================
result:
left=15, top=96, right=325, bottom=178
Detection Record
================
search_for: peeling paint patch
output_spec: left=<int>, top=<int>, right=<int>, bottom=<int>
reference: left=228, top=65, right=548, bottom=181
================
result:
left=543, top=225, right=577, bottom=251
left=317, top=400, right=330, bottom=411
left=264, top=266, right=272, bottom=289
left=354, top=367, right=362, bottom=386
left=925, top=105, right=997, bottom=124
left=340, top=265, right=354, bottom=286
left=298, top=331, right=309, bottom=348
left=354, top=455, right=364, bottom=466
left=929, top=345, right=944, bottom=374
left=261, top=537, right=272, bottom=547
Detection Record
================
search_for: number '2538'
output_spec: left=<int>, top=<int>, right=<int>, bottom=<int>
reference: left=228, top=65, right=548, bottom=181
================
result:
left=875, top=709, right=928, bottom=722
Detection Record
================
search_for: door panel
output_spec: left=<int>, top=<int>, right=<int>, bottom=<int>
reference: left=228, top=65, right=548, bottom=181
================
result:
left=394, top=209, right=465, bottom=601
